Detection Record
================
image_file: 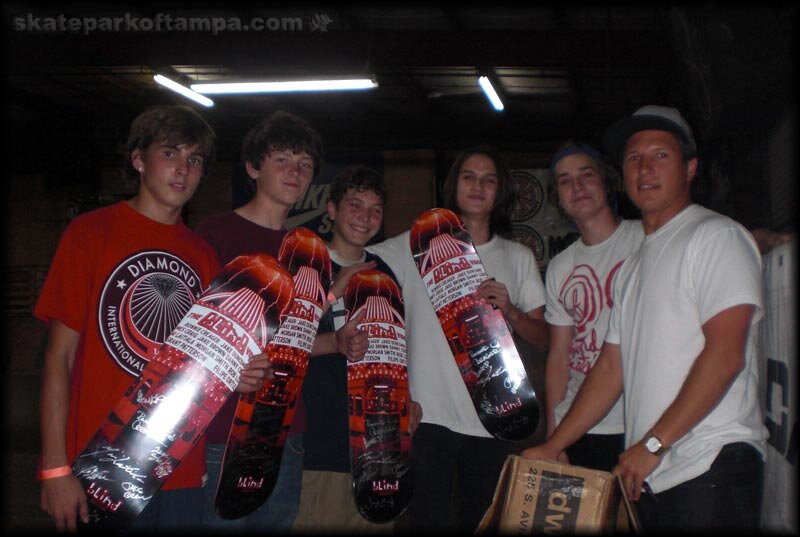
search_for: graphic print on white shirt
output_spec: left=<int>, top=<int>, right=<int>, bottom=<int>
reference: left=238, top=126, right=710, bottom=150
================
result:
left=559, top=260, right=625, bottom=375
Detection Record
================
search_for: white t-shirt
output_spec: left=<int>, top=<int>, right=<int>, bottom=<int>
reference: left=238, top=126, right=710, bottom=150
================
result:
left=327, top=247, right=365, bottom=331
left=606, top=204, right=767, bottom=493
left=368, top=232, right=546, bottom=438
left=545, top=219, right=644, bottom=434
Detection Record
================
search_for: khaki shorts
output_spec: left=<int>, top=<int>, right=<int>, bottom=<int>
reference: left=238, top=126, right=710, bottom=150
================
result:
left=292, top=470, right=394, bottom=534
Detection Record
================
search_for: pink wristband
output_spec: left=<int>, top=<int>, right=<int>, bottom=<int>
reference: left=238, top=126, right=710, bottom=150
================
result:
left=327, top=291, right=337, bottom=304
left=38, top=465, right=72, bottom=481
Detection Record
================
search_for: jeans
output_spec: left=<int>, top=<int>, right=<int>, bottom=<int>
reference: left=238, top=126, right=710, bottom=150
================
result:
left=635, top=442, right=764, bottom=532
left=398, top=423, right=513, bottom=533
left=127, top=486, right=204, bottom=533
left=201, top=433, right=304, bottom=533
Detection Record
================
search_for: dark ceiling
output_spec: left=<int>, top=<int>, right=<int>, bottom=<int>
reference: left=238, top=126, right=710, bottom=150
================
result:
left=3, top=3, right=797, bottom=173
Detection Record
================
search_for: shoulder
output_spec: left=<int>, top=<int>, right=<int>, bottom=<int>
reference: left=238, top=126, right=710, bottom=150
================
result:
left=672, top=204, right=731, bottom=231
left=620, top=219, right=645, bottom=238
left=375, top=230, right=410, bottom=248
left=687, top=206, right=754, bottom=247
left=60, top=202, right=125, bottom=242
left=483, top=237, right=541, bottom=283
left=701, top=211, right=744, bottom=235
left=152, top=221, right=221, bottom=274
left=548, top=244, right=575, bottom=274
left=72, top=202, right=122, bottom=226
left=183, top=227, right=218, bottom=258
left=491, top=235, right=535, bottom=260
left=609, top=220, right=645, bottom=255
left=366, top=230, right=410, bottom=256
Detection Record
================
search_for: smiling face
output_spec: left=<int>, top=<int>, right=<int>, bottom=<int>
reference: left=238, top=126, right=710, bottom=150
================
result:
left=132, top=141, right=205, bottom=213
left=554, top=153, right=610, bottom=223
left=328, top=187, right=384, bottom=249
left=622, top=129, right=697, bottom=230
left=455, top=153, right=499, bottom=220
left=247, top=149, right=315, bottom=209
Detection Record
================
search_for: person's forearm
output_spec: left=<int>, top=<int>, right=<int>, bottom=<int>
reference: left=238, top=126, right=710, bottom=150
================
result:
left=506, top=307, right=549, bottom=350
left=545, top=352, right=570, bottom=438
left=40, top=324, right=79, bottom=468
left=40, top=370, right=71, bottom=467
left=310, top=331, right=338, bottom=356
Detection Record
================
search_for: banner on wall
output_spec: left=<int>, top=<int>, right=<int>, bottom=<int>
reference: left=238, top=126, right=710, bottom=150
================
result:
left=233, top=153, right=384, bottom=242
left=759, top=240, right=797, bottom=533
left=509, top=168, right=577, bottom=272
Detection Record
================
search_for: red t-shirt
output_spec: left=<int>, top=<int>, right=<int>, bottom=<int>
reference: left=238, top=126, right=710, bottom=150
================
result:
left=194, top=211, right=307, bottom=442
left=34, top=201, right=220, bottom=489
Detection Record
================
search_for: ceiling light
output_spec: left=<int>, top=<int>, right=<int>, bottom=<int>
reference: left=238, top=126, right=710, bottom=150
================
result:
left=478, top=76, right=504, bottom=112
left=153, top=75, right=214, bottom=107
left=190, top=78, right=378, bottom=94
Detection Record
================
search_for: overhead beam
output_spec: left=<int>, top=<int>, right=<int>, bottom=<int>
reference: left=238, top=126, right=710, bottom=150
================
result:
left=5, top=29, right=671, bottom=73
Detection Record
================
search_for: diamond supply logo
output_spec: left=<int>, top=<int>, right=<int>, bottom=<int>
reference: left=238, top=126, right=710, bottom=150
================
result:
left=98, top=251, right=203, bottom=377
left=11, top=12, right=334, bottom=35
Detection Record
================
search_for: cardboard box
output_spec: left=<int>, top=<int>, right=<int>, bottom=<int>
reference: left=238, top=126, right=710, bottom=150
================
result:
left=476, top=455, right=640, bottom=534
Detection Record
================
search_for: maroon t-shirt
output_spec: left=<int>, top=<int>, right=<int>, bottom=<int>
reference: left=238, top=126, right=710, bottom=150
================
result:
left=195, top=211, right=307, bottom=443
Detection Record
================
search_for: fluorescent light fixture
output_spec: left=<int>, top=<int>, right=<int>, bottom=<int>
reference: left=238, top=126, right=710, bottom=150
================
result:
left=478, top=76, right=504, bottom=111
left=190, top=78, right=378, bottom=94
left=153, top=75, right=214, bottom=107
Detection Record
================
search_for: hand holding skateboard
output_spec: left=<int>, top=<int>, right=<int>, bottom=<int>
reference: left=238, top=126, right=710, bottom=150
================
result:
left=327, top=261, right=377, bottom=306
left=337, top=308, right=367, bottom=361
left=234, top=353, right=274, bottom=393
left=477, top=278, right=513, bottom=316
left=41, top=473, right=88, bottom=532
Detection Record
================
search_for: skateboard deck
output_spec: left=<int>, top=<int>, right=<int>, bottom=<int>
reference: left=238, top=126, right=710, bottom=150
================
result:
left=71, top=253, right=295, bottom=531
left=410, top=208, right=540, bottom=441
left=214, top=227, right=332, bottom=519
left=344, top=269, right=413, bottom=523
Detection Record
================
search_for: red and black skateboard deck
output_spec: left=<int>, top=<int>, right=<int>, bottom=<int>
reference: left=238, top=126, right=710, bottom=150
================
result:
left=344, top=269, right=413, bottom=523
left=410, top=208, right=540, bottom=441
left=71, top=254, right=295, bottom=531
left=214, top=227, right=331, bottom=519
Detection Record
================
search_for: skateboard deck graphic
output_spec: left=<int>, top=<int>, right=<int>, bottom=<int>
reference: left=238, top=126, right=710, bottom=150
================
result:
left=410, top=208, right=540, bottom=441
left=344, top=270, right=412, bottom=523
left=214, top=227, right=331, bottom=519
left=71, top=254, right=295, bottom=531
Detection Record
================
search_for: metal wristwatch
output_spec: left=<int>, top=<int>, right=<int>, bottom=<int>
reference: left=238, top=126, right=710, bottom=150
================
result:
left=644, top=434, right=669, bottom=456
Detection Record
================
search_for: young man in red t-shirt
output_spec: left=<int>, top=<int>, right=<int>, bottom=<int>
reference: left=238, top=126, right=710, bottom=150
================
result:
left=34, top=105, right=271, bottom=532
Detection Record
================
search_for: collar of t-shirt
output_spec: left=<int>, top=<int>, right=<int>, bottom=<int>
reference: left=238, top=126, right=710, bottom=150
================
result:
left=327, top=247, right=366, bottom=267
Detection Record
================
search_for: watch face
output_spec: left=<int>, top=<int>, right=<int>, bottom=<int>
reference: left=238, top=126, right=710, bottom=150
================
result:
left=646, top=436, right=662, bottom=453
